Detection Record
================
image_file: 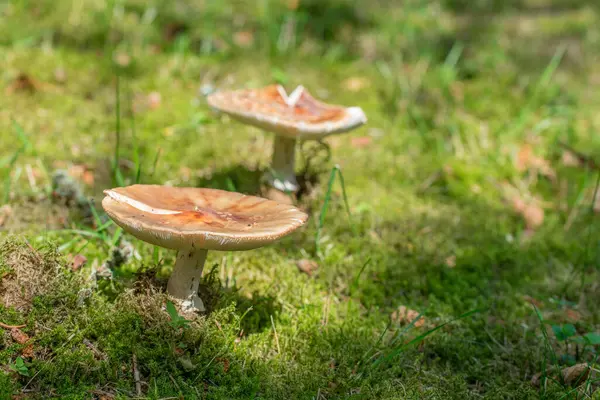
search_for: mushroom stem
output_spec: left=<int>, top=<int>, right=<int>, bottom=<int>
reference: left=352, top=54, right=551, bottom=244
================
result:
left=167, top=248, right=208, bottom=312
left=267, top=135, right=299, bottom=192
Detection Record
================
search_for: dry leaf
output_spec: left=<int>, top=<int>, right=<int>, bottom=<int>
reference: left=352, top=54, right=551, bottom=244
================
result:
left=296, top=259, right=318, bottom=276
left=351, top=136, right=372, bottom=148
left=68, top=164, right=95, bottom=186
left=511, top=196, right=544, bottom=230
left=11, top=328, right=30, bottom=344
left=515, top=144, right=556, bottom=180
left=21, top=343, right=34, bottom=359
left=343, top=77, right=369, bottom=92
left=391, top=306, right=424, bottom=327
left=147, top=91, right=162, bottom=110
left=71, top=254, right=88, bottom=271
left=561, top=364, right=590, bottom=387
left=564, top=308, right=582, bottom=322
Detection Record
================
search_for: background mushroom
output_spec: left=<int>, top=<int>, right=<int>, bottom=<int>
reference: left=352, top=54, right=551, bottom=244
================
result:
left=207, top=84, right=367, bottom=192
left=102, top=185, right=308, bottom=312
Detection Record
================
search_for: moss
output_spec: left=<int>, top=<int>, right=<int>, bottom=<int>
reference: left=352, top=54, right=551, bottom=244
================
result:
left=1, top=0, right=600, bottom=398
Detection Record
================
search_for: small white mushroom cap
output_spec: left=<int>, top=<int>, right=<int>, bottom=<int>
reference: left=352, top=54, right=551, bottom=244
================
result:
left=102, top=185, right=308, bottom=251
left=207, top=85, right=367, bottom=140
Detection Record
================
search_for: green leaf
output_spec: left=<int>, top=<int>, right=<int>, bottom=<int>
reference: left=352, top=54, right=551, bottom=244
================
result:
left=583, top=332, right=600, bottom=345
left=166, top=301, right=179, bottom=321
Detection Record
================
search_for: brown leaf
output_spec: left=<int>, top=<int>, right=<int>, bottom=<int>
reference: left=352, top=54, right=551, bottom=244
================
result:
left=21, top=343, right=34, bottom=359
left=11, top=328, right=30, bottom=344
left=511, top=196, right=544, bottom=230
left=351, top=136, right=372, bottom=148
left=565, top=308, right=582, bottom=322
left=296, top=259, right=318, bottom=276
left=391, top=306, right=424, bottom=327
left=287, top=0, right=300, bottom=10
left=515, top=144, right=556, bottom=180
left=71, top=254, right=88, bottom=271
left=561, top=364, right=590, bottom=387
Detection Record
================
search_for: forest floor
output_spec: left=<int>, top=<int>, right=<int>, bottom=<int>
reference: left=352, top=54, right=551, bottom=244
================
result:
left=1, top=0, right=600, bottom=399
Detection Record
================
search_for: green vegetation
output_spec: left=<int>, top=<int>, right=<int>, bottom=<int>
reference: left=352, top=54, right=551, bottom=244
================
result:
left=1, top=0, right=600, bottom=398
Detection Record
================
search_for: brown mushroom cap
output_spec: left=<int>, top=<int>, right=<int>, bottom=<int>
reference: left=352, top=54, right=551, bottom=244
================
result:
left=102, top=185, right=308, bottom=251
left=207, top=85, right=367, bottom=139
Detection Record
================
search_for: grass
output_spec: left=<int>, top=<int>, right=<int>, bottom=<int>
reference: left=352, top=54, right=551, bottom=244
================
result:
left=1, top=0, right=600, bottom=398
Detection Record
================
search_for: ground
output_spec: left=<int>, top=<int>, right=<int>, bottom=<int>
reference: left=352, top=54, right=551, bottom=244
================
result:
left=1, top=0, right=600, bottom=399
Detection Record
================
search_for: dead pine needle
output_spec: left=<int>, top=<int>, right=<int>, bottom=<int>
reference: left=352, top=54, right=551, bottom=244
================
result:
left=0, top=322, right=26, bottom=329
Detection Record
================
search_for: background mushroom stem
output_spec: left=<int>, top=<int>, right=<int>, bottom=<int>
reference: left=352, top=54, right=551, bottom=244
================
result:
left=268, top=135, right=299, bottom=192
left=167, top=248, right=208, bottom=312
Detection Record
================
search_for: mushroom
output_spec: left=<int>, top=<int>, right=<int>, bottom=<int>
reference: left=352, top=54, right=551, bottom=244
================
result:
left=207, top=84, right=367, bottom=192
left=102, top=185, right=308, bottom=312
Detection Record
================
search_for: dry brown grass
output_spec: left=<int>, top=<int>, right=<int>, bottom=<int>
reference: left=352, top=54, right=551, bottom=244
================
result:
left=0, top=237, right=63, bottom=311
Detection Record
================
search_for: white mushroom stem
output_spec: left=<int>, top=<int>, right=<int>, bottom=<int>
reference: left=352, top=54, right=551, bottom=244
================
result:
left=167, top=248, right=208, bottom=312
left=267, top=135, right=299, bottom=192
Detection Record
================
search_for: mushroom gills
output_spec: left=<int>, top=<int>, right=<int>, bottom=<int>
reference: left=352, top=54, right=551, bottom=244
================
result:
left=167, top=248, right=208, bottom=312
left=266, top=135, right=299, bottom=192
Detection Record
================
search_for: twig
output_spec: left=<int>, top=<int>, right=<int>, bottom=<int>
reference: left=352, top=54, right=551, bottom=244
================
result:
left=270, top=315, right=281, bottom=354
left=132, top=353, right=142, bottom=396
left=0, top=322, right=26, bottom=329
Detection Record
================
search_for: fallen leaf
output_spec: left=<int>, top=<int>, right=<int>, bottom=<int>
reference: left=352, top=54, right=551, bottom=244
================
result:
left=11, top=328, right=30, bottom=344
left=391, top=306, right=424, bottom=327
left=351, top=136, right=372, bottom=148
left=343, top=77, right=370, bottom=92
left=561, top=363, right=590, bottom=387
left=296, top=259, right=318, bottom=276
left=511, top=196, right=544, bottom=230
left=147, top=91, right=161, bottom=110
left=564, top=308, right=582, bottom=322
left=21, top=343, right=34, bottom=359
left=515, top=144, right=556, bottom=180
left=71, top=254, right=88, bottom=271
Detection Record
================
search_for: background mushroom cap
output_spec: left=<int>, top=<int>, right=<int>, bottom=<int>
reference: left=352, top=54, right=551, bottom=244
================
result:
left=102, top=185, right=308, bottom=251
left=207, top=85, right=366, bottom=139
